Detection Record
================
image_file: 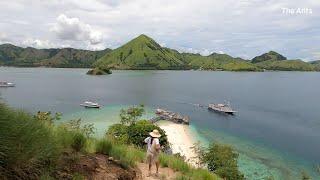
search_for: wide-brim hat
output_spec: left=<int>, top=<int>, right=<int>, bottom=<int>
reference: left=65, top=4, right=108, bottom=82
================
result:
left=149, top=129, right=161, bottom=138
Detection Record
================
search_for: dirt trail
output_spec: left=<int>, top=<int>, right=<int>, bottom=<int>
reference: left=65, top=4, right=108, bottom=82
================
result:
left=54, top=152, right=178, bottom=180
left=136, top=162, right=178, bottom=180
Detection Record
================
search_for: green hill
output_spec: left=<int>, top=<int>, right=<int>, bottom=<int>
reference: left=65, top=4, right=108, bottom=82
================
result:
left=252, top=51, right=317, bottom=71
left=183, top=52, right=260, bottom=71
left=1, top=36, right=319, bottom=71
left=252, top=51, right=287, bottom=63
left=310, top=60, right=320, bottom=65
left=256, top=59, right=315, bottom=71
left=94, top=34, right=187, bottom=70
left=0, top=44, right=111, bottom=68
left=94, top=34, right=259, bottom=71
left=309, top=60, right=320, bottom=71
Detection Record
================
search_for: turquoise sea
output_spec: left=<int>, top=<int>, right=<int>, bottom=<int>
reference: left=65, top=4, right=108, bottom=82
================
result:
left=0, top=67, right=319, bottom=179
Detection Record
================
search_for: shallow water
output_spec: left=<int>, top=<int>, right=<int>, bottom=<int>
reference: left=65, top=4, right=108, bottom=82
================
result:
left=0, top=67, right=319, bottom=179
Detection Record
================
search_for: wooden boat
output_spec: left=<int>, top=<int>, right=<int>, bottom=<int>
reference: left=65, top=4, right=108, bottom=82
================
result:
left=0, top=81, right=15, bottom=87
left=208, top=102, right=236, bottom=115
left=155, top=108, right=189, bottom=124
left=80, top=101, right=100, bottom=108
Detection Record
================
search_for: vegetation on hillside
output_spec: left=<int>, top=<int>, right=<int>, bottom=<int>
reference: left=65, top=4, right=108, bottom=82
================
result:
left=0, top=103, right=222, bottom=179
left=183, top=53, right=260, bottom=71
left=310, top=60, right=320, bottom=71
left=256, top=60, right=315, bottom=71
left=251, top=51, right=287, bottom=63
left=106, top=105, right=169, bottom=148
left=94, top=34, right=187, bottom=70
left=0, top=44, right=111, bottom=68
left=1, top=35, right=319, bottom=71
left=195, top=143, right=245, bottom=180
left=0, top=103, right=96, bottom=179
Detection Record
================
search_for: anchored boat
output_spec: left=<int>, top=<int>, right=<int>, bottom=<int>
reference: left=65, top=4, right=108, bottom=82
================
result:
left=154, top=108, right=190, bottom=124
left=0, top=81, right=15, bottom=87
left=208, top=102, right=236, bottom=115
left=80, top=101, right=100, bottom=108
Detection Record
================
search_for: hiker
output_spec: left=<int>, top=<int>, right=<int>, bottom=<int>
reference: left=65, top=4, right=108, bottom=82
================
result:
left=144, top=129, right=161, bottom=177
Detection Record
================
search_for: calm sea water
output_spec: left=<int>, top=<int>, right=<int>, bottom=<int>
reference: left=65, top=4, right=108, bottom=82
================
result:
left=1, top=67, right=319, bottom=179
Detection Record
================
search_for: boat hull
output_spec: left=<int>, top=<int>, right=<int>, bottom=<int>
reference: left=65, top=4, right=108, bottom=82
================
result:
left=208, top=107, right=235, bottom=115
left=0, top=85, right=15, bottom=87
left=80, top=104, right=100, bottom=108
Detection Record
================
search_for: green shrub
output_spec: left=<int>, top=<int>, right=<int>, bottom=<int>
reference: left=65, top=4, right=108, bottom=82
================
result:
left=106, top=120, right=169, bottom=149
left=159, top=153, right=190, bottom=173
left=71, top=132, right=87, bottom=152
left=54, top=125, right=76, bottom=149
left=95, top=139, right=113, bottom=155
left=127, top=120, right=168, bottom=148
left=106, top=123, right=129, bottom=144
left=159, top=153, right=219, bottom=180
left=107, top=143, right=145, bottom=169
left=119, top=105, right=145, bottom=125
left=176, top=169, right=219, bottom=180
left=201, top=143, right=244, bottom=180
left=0, top=103, right=60, bottom=179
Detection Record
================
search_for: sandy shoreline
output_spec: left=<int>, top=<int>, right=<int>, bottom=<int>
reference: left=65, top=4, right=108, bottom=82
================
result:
left=156, top=121, right=199, bottom=166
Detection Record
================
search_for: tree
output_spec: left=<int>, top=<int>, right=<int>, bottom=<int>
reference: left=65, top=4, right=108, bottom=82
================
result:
left=119, top=104, right=145, bottom=125
left=127, top=120, right=168, bottom=149
left=35, top=111, right=61, bottom=126
left=200, top=143, right=244, bottom=180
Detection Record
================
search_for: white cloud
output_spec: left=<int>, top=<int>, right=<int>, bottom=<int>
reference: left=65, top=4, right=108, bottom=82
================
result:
left=0, top=0, right=320, bottom=60
left=0, top=32, right=10, bottom=44
left=50, top=14, right=103, bottom=45
left=0, top=32, right=6, bottom=40
left=22, top=38, right=72, bottom=49
left=22, top=38, right=56, bottom=49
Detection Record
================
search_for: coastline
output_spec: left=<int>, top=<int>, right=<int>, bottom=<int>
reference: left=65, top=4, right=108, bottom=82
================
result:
left=156, top=120, right=199, bottom=166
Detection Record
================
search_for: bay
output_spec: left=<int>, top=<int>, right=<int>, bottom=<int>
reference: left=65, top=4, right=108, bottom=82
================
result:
left=0, top=67, right=319, bottom=179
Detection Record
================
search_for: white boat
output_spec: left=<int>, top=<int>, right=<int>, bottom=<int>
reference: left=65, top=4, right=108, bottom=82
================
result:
left=0, top=82, right=15, bottom=87
left=208, top=102, right=236, bottom=115
left=80, top=101, right=100, bottom=108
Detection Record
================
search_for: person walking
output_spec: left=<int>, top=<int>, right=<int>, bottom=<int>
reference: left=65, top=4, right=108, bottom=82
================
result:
left=144, top=129, right=161, bottom=177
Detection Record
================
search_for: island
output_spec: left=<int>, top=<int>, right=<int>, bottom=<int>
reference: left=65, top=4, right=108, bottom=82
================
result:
left=86, top=67, right=112, bottom=75
left=1, top=34, right=319, bottom=72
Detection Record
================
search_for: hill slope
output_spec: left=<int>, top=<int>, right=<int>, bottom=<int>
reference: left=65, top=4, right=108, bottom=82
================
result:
left=94, top=34, right=186, bottom=69
left=0, top=44, right=111, bottom=67
left=1, top=36, right=319, bottom=71
left=183, top=52, right=260, bottom=71
left=95, top=34, right=259, bottom=71
left=251, top=51, right=287, bottom=63
left=251, top=51, right=317, bottom=71
left=310, top=60, right=320, bottom=71
left=256, top=59, right=315, bottom=71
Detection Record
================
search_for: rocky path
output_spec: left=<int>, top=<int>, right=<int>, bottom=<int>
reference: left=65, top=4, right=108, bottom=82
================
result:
left=136, top=162, right=178, bottom=180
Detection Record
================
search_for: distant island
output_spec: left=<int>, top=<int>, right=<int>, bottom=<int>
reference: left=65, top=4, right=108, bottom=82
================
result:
left=1, top=34, right=319, bottom=71
left=86, top=67, right=112, bottom=75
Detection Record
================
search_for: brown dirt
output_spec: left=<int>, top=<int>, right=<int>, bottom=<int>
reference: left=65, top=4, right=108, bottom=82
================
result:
left=53, top=152, right=139, bottom=180
left=53, top=152, right=177, bottom=180
left=136, top=163, right=178, bottom=180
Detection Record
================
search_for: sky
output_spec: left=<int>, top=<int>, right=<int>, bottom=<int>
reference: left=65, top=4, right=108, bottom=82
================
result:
left=0, top=0, right=319, bottom=61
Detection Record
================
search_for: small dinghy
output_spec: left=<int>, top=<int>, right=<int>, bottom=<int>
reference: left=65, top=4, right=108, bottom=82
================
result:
left=80, top=101, right=100, bottom=108
left=208, top=102, right=236, bottom=115
left=0, top=81, right=15, bottom=87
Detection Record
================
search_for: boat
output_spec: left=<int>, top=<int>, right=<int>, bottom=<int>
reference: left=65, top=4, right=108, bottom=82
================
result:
left=208, top=102, right=236, bottom=115
left=0, top=81, right=15, bottom=87
left=80, top=101, right=100, bottom=108
left=154, top=108, right=189, bottom=124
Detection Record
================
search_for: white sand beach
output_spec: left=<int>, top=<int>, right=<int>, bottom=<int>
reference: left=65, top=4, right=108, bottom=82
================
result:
left=156, top=121, right=199, bottom=166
